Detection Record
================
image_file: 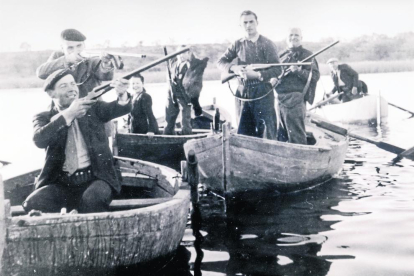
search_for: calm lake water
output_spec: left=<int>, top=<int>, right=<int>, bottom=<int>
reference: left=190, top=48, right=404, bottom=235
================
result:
left=1, top=72, right=414, bottom=275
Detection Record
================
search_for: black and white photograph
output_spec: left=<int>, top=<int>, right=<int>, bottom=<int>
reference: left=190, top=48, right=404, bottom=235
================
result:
left=0, top=0, right=413, bottom=275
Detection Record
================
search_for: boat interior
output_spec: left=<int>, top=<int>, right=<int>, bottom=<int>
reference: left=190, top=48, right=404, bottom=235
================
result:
left=2, top=157, right=180, bottom=217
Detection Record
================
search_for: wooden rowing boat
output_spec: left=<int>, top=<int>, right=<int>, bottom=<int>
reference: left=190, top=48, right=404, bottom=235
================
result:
left=116, top=103, right=231, bottom=171
left=313, top=95, right=388, bottom=124
left=183, top=114, right=348, bottom=198
left=0, top=157, right=190, bottom=275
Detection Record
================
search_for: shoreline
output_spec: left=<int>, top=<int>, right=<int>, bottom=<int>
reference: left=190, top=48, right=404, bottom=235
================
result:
left=0, top=60, right=413, bottom=90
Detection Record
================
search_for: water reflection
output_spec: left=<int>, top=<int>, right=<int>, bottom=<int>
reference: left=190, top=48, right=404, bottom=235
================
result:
left=193, top=178, right=357, bottom=275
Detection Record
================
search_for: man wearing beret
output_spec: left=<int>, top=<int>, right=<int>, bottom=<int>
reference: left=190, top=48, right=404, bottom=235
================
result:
left=36, top=29, right=114, bottom=98
left=326, top=58, right=368, bottom=103
left=23, top=69, right=132, bottom=214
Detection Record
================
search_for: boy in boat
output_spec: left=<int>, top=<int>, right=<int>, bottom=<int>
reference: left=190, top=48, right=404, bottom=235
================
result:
left=276, top=28, right=320, bottom=145
left=23, top=69, right=131, bottom=214
left=127, top=73, right=159, bottom=134
left=217, top=10, right=280, bottom=139
left=325, top=58, right=368, bottom=103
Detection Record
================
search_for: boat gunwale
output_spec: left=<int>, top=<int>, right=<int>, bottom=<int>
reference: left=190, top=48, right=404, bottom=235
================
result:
left=7, top=189, right=189, bottom=226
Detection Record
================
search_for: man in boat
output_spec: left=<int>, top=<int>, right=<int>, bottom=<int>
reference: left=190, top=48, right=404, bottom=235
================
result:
left=163, top=45, right=194, bottom=135
left=326, top=58, right=368, bottom=103
left=217, top=10, right=281, bottom=139
left=276, top=28, right=320, bottom=145
left=23, top=69, right=132, bottom=214
left=128, top=73, right=159, bottom=134
left=36, top=29, right=117, bottom=137
left=36, top=29, right=115, bottom=98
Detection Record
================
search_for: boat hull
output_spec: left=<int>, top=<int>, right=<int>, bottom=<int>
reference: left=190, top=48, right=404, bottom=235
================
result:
left=1, top=159, right=190, bottom=274
left=184, top=116, right=348, bottom=197
left=314, top=95, right=388, bottom=124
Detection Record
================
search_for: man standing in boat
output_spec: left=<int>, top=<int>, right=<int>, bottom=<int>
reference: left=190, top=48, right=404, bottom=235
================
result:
left=36, top=29, right=115, bottom=98
left=276, top=28, right=320, bottom=144
left=326, top=58, right=368, bottom=103
left=217, top=10, right=281, bottom=139
left=163, top=45, right=193, bottom=135
left=23, top=69, right=132, bottom=214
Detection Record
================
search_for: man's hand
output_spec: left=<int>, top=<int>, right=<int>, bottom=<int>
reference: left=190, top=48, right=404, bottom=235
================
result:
left=100, top=52, right=113, bottom=69
left=269, top=77, right=279, bottom=87
left=65, top=52, right=84, bottom=64
left=63, top=98, right=97, bottom=123
left=230, top=65, right=246, bottom=76
left=289, top=65, right=300, bottom=73
left=110, top=79, right=129, bottom=98
left=352, top=87, right=358, bottom=95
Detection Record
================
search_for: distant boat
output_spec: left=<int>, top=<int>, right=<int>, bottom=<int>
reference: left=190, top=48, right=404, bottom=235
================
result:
left=116, top=103, right=231, bottom=171
left=313, top=95, right=388, bottom=124
left=184, top=114, right=348, bottom=199
left=0, top=157, right=190, bottom=275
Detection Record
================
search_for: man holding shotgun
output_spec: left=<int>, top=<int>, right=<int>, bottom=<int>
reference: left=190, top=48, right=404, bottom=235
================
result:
left=23, top=69, right=131, bottom=214
left=276, top=28, right=320, bottom=144
left=36, top=29, right=115, bottom=98
left=217, top=10, right=281, bottom=139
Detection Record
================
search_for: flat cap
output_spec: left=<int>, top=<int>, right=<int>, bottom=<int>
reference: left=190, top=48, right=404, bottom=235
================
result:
left=61, top=29, right=86, bottom=41
left=326, top=58, right=339, bottom=64
left=43, top=69, right=74, bottom=91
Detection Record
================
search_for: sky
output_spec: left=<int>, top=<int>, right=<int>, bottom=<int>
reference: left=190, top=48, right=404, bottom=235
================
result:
left=0, top=0, right=413, bottom=52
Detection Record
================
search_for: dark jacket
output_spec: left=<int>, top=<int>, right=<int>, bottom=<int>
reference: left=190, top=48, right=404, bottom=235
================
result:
left=33, top=99, right=132, bottom=193
left=36, top=51, right=114, bottom=98
left=130, top=89, right=159, bottom=134
left=330, top=64, right=360, bottom=93
left=277, top=46, right=320, bottom=104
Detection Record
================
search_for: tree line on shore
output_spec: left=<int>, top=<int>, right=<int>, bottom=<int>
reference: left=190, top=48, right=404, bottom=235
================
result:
left=1, top=32, right=413, bottom=89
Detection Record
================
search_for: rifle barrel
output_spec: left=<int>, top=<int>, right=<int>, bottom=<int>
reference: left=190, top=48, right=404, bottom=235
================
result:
left=92, top=47, right=190, bottom=98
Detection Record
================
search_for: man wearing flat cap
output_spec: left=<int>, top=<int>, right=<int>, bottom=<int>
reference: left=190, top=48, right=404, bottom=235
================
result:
left=23, top=69, right=131, bottom=214
left=36, top=29, right=114, bottom=98
left=326, top=58, right=368, bottom=103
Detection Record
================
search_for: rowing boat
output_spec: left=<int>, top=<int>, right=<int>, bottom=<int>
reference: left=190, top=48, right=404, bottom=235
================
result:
left=0, top=157, right=190, bottom=275
left=313, top=95, right=388, bottom=124
left=116, top=103, right=231, bottom=171
left=183, top=114, right=348, bottom=198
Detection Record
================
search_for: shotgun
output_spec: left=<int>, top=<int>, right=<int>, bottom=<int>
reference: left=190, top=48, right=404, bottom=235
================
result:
left=91, top=47, right=190, bottom=99
left=221, top=62, right=312, bottom=84
left=220, top=40, right=340, bottom=84
left=282, top=40, right=340, bottom=77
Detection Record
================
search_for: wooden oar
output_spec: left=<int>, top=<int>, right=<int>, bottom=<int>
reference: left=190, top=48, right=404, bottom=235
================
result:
left=388, top=102, right=414, bottom=117
left=308, top=92, right=344, bottom=111
left=311, top=118, right=414, bottom=160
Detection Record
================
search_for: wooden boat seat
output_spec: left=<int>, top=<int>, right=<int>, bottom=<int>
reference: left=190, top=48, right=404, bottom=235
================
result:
left=10, top=196, right=172, bottom=217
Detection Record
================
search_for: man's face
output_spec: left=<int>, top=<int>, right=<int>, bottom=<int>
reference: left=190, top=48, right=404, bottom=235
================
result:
left=61, top=40, right=85, bottom=56
left=48, top=74, right=79, bottom=108
left=179, top=51, right=190, bottom=62
left=240, top=14, right=258, bottom=37
left=328, top=61, right=339, bottom=71
left=130, top=77, right=143, bottom=93
left=287, top=28, right=302, bottom=48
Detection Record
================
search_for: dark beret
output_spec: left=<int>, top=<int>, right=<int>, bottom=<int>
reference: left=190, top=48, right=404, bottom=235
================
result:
left=61, top=29, right=86, bottom=41
left=43, top=69, right=74, bottom=92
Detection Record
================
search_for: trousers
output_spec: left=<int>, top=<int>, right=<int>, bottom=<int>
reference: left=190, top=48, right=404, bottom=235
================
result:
left=23, top=179, right=113, bottom=213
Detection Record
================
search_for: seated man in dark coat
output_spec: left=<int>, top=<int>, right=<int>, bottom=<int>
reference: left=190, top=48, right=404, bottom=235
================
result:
left=128, top=73, right=159, bottom=134
left=326, top=58, right=368, bottom=103
left=23, top=69, right=132, bottom=214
